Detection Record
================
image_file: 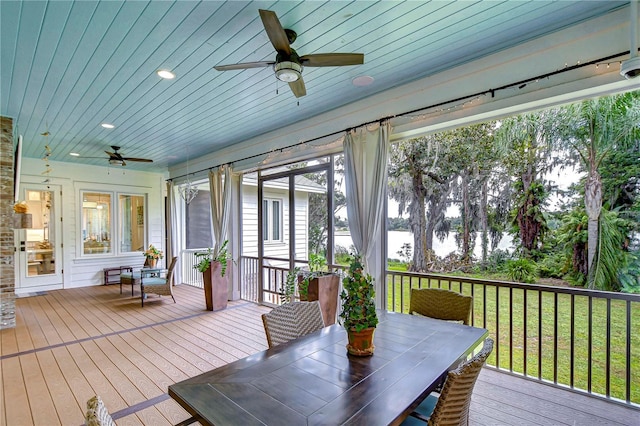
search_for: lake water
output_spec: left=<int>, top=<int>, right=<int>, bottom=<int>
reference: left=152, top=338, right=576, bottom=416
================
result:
left=335, top=231, right=513, bottom=260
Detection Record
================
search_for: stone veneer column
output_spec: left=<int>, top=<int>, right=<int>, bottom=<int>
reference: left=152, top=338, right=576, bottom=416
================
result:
left=0, top=116, right=16, bottom=329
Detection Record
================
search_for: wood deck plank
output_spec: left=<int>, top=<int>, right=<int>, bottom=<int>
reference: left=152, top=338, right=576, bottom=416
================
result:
left=93, top=336, right=165, bottom=399
left=477, top=369, right=639, bottom=425
left=65, top=341, right=128, bottom=413
left=36, top=350, right=83, bottom=426
left=1, top=357, right=32, bottom=426
left=50, top=346, right=96, bottom=417
left=18, top=297, right=48, bottom=350
left=1, top=284, right=637, bottom=426
left=79, top=339, right=147, bottom=407
left=46, top=289, right=98, bottom=339
left=126, top=328, right=211, bottom=378
left=20, top=353, right=60, bottom=425
left=28, top=296, right=63, bottom=347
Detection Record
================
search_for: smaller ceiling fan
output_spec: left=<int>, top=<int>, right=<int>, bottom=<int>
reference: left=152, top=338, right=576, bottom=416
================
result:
left=104, top=146, right=153, bottom=166
left=214, top=9, right=364, bottom=98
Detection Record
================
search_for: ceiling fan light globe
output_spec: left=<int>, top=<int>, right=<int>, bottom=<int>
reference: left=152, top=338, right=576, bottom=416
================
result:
left=274, top=61, right=302, bottom=82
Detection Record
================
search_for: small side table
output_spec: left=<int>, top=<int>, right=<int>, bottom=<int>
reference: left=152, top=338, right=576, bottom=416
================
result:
left=104, top=267, right=127, bottom=285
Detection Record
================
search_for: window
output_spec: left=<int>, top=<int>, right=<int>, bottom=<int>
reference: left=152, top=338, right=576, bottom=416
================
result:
left=262, top=198, right=282, bottom=242
left=81, top=191, right=147, bottom=255
left=119, top=194, right=145, bottom=252
left=185, top=188, right=213, bottom=249
left=82, top=192, right=112, bottom=255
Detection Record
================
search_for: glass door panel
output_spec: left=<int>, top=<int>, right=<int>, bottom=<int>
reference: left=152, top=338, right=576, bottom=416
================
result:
left=17, top=184, right=63, bottom=290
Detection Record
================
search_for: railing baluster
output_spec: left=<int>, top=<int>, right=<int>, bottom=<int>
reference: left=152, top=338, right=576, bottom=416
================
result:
left=606, top=298, right=611, bottom=397
left=554, top=292, right=558, bottom=384
left=470, top=282, right=475, bottom=327
left=483, top=284, right=487, bottom=330
left=570, top=294, right=574, bottom=389
left=588, top=296, right=593, bottom=393
left=509, top=287, right=513, bottom=372
left=496, top=286, right=500, bottom=369
left=538, top=291, right=542, bottom=381
left=626, top=299, right=631, bottom=404
left=523, top=289, right=527, bottom=376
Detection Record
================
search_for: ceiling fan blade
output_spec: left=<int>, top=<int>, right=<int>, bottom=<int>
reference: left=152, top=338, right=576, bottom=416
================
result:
left=289, top=77, right=306, bottom=98
left=259, top=9, right=291, bottom=54
left=104, top=150, right=119, bottom=159
left=214, top=61, right=275, bottom=71
left=300, top=53, right=364, bottom=67
left=122, top=157, right=153, bottom=163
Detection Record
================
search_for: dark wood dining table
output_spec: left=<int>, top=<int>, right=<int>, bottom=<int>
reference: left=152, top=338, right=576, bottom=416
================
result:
left=168, top=310, right=488, bottom=426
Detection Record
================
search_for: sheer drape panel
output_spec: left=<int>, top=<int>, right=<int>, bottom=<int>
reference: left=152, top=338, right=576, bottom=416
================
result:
left=166, top=180, right=181, bottom=284
left=208, top=165, right=232, bottom=251
left=343, top=121, right=390, bottom=270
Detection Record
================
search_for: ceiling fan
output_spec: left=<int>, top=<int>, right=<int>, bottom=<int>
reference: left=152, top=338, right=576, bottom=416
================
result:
left=213, top=9, right=364, bottom=98
left=104, top=146, right=153, bottom=166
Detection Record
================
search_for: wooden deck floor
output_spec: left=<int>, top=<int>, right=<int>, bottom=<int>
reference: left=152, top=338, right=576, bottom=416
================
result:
left=1, top=284, right=637, bottom=426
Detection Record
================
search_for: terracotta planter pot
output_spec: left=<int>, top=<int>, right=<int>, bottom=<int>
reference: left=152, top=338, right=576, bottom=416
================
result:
left=202, top=261, right=228, bottom=311
left=299, top=273, right=339, bottom=325
left=346, top=327, right=375, bottom=356
left=148, top=258, right=157, bottom=268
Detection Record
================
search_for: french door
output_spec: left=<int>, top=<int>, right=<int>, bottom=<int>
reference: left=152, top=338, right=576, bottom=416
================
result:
left=15, top=183, right=63, bottom=290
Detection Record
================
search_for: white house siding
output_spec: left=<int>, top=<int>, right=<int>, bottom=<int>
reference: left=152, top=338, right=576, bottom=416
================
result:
left=15, top=157, right=165, bottom=292
left=241, top=185, right=309, bottom=263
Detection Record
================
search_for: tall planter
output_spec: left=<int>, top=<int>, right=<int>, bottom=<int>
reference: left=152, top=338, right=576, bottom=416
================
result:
left=300, top=273, right=339, bottom=326
left=202, top=261, right=228, bottom=311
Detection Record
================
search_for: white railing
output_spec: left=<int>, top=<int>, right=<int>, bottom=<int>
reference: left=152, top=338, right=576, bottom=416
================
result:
left=181, top=248, right=204, bottom=288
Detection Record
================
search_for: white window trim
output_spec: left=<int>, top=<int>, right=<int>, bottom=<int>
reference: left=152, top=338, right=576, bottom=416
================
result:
left=78, top=189, right=148, bottom=257
left=263, top=197, right=283, bottom=244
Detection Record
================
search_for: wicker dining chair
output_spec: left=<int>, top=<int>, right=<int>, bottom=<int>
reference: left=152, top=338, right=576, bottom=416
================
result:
left=141, top=256, right=178, bottom=307
left=409, top=288, right=473, bottom=325
left=262, top=301, right=325, bottom=348
left=84, top=395, right=115, bottom=426
left=402, top=338, right=494, bottom=426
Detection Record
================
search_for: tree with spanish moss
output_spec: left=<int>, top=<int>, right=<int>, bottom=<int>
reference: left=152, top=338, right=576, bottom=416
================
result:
left=495, top=109, right=570, bottom=259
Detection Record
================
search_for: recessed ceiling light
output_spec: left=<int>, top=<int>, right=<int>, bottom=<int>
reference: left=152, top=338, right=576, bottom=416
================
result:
left=352, top=75, right=374, bottom=86
left=101, top=123, right=115, bottom=129
left=157, top=69, right=176, bottom=79
left=70, top=152, right=80, bottom=157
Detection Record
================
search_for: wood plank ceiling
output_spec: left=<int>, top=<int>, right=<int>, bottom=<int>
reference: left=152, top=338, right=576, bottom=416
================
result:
left=0, top=1, right=627, bottom=171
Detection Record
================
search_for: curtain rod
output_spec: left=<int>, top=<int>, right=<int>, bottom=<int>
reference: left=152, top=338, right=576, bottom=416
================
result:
left=169, top=50, right=630, bottom=182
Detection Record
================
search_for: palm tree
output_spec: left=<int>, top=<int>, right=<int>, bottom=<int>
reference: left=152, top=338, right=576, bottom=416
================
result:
left=563, top=91, right=640, bottom=288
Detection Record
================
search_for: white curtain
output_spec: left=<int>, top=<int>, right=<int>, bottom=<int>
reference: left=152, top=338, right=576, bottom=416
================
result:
left=166, top=180, right=181, bottom=284
left=208, top=165, right=232, bottom=251
left=343, top=121, right=390, bottom=270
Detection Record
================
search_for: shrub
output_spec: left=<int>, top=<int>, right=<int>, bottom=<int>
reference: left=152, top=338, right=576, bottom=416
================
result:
left=484, top=249, right=513, bottom=273
left=619, top=251, right=640, bottom=294
left=506, top=258, right=537, bottom=283
left=537, top=252, right=567, bottom=279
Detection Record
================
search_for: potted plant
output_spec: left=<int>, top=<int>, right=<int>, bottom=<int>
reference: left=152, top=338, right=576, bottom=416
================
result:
left=280, top=267, right=300, bottom=304
left=194, top=240, right=232, bottom=311
left=339, top=255, right=378, bottom=356
left=300, top=254, right=340, bottom=325
left=143, top=244, right=163, bottom=268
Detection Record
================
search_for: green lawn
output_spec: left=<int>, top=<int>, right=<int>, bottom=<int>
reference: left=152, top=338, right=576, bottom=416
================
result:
left=387, top=274, right=640, bottom=404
